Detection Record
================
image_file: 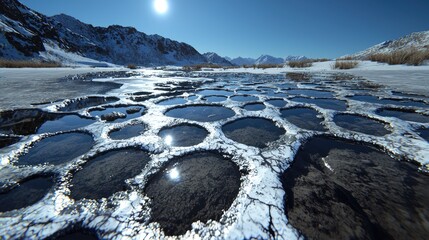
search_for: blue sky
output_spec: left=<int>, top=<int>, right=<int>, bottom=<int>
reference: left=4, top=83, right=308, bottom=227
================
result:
left=21, top=0, right=429, bottom=59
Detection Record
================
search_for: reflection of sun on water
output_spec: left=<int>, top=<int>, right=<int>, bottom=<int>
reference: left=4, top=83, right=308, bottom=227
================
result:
left=164, top=135, right=173, bottom=145
left=169, top=167, right=180, bottom=180
left=154, top=0, right=168, bottom=14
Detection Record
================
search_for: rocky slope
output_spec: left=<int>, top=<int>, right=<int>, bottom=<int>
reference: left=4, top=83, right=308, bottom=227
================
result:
left=0, top=0, right=207, bottom=66
left=202, top=52, right=234, bottom=66
left=347, top=30, right=429, bottom=59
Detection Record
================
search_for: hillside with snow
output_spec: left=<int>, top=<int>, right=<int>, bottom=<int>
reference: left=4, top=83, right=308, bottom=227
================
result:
left=202, top=52, right=234, bottom=66
left=347, top=30, right=429, bottom=59
left=0, top=0, right=207, bottom=66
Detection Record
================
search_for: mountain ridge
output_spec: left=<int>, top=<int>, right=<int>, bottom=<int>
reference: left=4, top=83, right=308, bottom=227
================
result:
left=0, top=0, right=207, bottom=66
left=346, top=30, right=429, bottom=59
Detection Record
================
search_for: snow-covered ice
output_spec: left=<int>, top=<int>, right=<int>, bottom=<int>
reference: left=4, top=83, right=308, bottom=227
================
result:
left=0, top=67, right=428, bottom=239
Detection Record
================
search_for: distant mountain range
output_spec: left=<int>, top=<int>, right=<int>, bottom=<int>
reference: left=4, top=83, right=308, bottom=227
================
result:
left=346, top=30, right=429, bottom=59
left=226, top=55, right=308, bottom=66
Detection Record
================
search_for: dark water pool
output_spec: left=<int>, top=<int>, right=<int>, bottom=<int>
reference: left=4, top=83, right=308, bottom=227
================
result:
left=266, top=99, right=287, bottom=108
left=0, top=176, right=54, bottom=212
left=281, top=107, right=325, bottom=131
left=222, top=117, right=285, bottom=148
left=230, top=95, right=259, bottom=102
left=417, top=128, right=429, bottom=142
left=70, top=148, right=150, bottom=200
left=109, top=124, right=146, bottom=140
left=334, top=114, right=391, bottom=136
left=281, top=136, right=429, bottom=240
left=157, top=98, right=187, bottom=105
left=17, top=133, right=94, bottom=166
left=196, top=89, right=233, bottom=96
left=243, top=103, right=266, bottom=111
left=145, top=151, right=240, bottom=235
left=204, top=96, right=227, bottom=103
left=0, top=136, right=21, bottom=149
left=376, top=109, right=429, bottom=123
left=165, top=105, right=235, bottom=122
left=287, top=89, right=334, bottom=98
left=37, top=115, right=96, bottom=133
left=349, top=95, right=428, bottom=108
left=158, top=124, right=208, bottom=147
left=291, top=97, right=348, bottom=111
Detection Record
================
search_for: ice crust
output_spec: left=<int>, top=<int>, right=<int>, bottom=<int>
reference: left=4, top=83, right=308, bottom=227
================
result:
left=0, top=70, right=428, bottom=239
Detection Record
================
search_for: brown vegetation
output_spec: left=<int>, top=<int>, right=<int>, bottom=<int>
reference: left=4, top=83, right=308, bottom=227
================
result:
left=367, top=48, right=429, bottom=66
left=287, top=60, right=313, bottom=68
left=286, top=72, right=311, bottom=81
left=127, top=64, right=137, bottom=69
left=333, top=60, right=359, bottom=69
left=241, top=64, right=283, bottom=69
left=182, top=63, right=224, bottom=71
left=0, top=59, right=61, bottom=68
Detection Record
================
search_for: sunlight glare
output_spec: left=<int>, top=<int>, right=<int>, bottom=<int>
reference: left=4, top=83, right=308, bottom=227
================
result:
left=169, top=167, right=180, bottom=180
left=154, top=0, right=168, bottom=14
left=164, top=135, right=173, bottom=145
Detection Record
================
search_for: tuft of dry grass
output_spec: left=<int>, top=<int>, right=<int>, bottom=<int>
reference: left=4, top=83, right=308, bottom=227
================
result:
left=286, top=72, right=311, bottom=81
left=337, top=56, right=355, bottom=61
left=367, top=48, right=429, bottom=66
left=333, top=60, right=359, bottom=69
left=255, top=63, right=284, bottom=69
left=127, top=64, right=137, bottom=69
left=0, top=59, right=62, bottom=68
left=287, top=60, right=313, bottom=68
left=182, top=63, right=223, bottom=71
left=311, top=58, right=331, bottom=62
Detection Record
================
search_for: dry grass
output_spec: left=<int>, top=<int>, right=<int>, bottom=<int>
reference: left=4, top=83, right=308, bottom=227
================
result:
left=127, top=64, right=137, bottom=69
left=333, top=60, right=359, bottom=69
left=367, top=48, right=429, bottom=66
left=311, top=58, right=330, bottom=62
left=287, top=60, right=313, bottom=68
left=182, top=63, right=223, bottom=71
left=337, top=56, right=355, bottom=61
left=286, top=72, right=311, bottom=81
left=0, top=59, right=61, bottom=68
left=255, top=63, right=284, bottom=69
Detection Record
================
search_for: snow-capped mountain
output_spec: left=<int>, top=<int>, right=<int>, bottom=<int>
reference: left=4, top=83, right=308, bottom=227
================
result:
left=229, top=57, right=256, bottom=66
left=284, top=55, right=308, bottom=62
left=254, top=55, right=284, bottom=65
left=202, top=52, right=234, bottom=66
left=0, top=0, right=207, bottom=66
left=227, top=55, right=307, bottom=66
left=347, top=30, right=429, bottom=59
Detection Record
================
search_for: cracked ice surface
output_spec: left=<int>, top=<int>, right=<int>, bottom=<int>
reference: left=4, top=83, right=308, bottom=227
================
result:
left=0, top=70, right=429, bottom=239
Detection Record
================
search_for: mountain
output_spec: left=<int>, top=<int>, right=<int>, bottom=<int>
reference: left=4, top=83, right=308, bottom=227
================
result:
left=227, top=55, right=307, bottom=66
left=202, top=52, right=234, bottom=66
left=0, top=0, right=207, bottom=66
left=229, top=57, right=256, bottom=66
left=346, top=30, right=429, bottom=59
left=254, top=55, right=284, bottom=65
left=284, top=55, right=308, bottom=61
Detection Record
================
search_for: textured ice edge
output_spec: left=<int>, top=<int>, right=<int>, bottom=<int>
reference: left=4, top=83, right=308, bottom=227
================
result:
left=0, top=71, right=428, bottom=239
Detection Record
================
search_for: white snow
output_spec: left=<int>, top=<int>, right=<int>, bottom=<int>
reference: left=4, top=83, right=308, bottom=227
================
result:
left=39, top=41, right=117, bottom=67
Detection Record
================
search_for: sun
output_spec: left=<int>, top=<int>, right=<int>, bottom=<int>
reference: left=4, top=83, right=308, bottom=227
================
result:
left=154, top=0, right=168, bottom=14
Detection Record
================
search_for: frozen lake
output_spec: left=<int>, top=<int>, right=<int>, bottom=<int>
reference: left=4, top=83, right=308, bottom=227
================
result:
left=0, top=69, right=428, bottom=239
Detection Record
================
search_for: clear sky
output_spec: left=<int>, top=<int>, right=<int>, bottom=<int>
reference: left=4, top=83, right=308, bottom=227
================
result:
left=20, top=0, right=429, bottom=59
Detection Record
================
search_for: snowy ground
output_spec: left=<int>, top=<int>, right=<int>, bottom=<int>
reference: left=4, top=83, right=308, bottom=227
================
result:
left=206, top=60, right=429, bottom=95
left=0, top=64, right=428, bottom=239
